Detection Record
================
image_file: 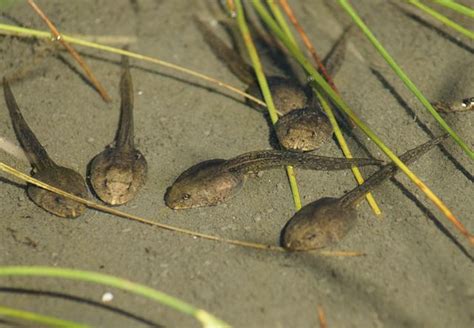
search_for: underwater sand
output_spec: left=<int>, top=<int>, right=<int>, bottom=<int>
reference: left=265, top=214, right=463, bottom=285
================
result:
left=0, top=0, right=473, bottom=327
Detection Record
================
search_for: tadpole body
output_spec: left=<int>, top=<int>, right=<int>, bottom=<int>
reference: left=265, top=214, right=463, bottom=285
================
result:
left=281, top=135, right=447, bottom=251
left=165, top=150, right=382, bottom=209
left=89, top=55, right=147, bottom=205
left=3, top=78, right=88, bottom=218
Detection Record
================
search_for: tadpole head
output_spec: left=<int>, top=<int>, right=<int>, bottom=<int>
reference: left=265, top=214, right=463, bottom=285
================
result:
left=28, top=166, right=89, bottom=218
left=275, top=109, right=333, bottom=152
left=89, top=148, right=148, bottom=206
left=281, top=197, right=357, bottom=251
left=164, top=159, right=244, bottom=209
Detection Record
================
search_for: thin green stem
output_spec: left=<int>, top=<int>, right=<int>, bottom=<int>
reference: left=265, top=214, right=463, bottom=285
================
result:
left=0, top=266, right=229, bottom=328
left=235, top=0, right=302, bottom=211
left=316, top=92, right=382, bottom=215
left=0, top=305, right=88, bottom=328
left=252, top=0, right=473, bottom=244
left=339, top=0, right=473, bottom=158
left=409, top=0, right=474, bottom=39
left=267, top=0, right=297, bottom=46
left=429, top=0, right=474, bottom=18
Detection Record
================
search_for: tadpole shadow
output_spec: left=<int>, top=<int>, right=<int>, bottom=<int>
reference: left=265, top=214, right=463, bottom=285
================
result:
left=60, top=51, right=251, bottom=109
left=55, top=53, right=100, bottom=93
left=0, top=319, right=22, bottom=327
left=389, top=178, right=473, bottom=262
left=0, top=176, right=25, bottom=189
left=0, top=12, right=29, bottom=29
left=370, top=68, right=473, bottom=182
left=0, top=287, right=163, bottom=327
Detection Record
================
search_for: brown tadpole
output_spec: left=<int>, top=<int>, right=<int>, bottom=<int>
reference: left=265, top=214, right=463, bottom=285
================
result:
left=432, top=97, right=474, bottom=113
left=281, top=134, right=448, bottom=251
left=88, top=54, right=147, bottom=206
left=274, top=107, right=333, bottom=152
left=194, top=17, right=336, bottom=152
left=164, top=150, right=383, bottom=210
left=2, top=78, right=88, bottom=218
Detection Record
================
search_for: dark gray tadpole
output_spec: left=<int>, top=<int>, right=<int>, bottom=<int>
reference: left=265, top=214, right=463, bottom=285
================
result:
left=281, top=135, right=448, bottom=251
left=88, top=55, right=147, bottom=205
left=164, top=150, right=383, bottom=209
left=3, top=78, right=88, bottom=218
left=194, top=17, right=339, bottom=152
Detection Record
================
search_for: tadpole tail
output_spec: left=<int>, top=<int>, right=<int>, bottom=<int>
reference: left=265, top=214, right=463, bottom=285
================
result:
left=339, top=134, right=448, bottom=207
left=194, top=16, right=255, bottom=85
left=322, top=25, right=351, bottom=78
left=115, top=52, right=135, bottom=150
left=223, top=150, right=383, bottom=174
left=3, top=78, right=55, bottom=171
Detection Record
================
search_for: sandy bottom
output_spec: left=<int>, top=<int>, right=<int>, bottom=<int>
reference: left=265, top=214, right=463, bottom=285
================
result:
left=0, top=1, right=473, bottom=327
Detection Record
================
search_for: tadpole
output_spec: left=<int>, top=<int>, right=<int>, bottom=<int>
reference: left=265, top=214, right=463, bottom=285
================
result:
left=165, top=150, right=382, bottom=209
left=89, top=55, right=147, bottom=205
left=3, top=78, right=88, bottom=218
left=281, top=135, right=447, bottom=251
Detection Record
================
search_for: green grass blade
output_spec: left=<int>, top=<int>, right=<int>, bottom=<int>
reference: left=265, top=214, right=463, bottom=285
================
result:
left=339, top=0, right=473, bottom=159
left=251, top=0, right=473, bottom=243
left=0, top=266, right=229, bottom=328
left=0, top=305, right=88, bottom=328
left=410, top=0, right=474, bottom=39
left=267, top=0, right=297, bottom=46
left=429, top=0, right=474, bottom=18
left=234, top=0, right=302, bottom=211
left=316, top=92, right=382, bottom=215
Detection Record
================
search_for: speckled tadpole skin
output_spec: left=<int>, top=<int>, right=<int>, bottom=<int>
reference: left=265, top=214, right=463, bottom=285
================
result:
left=282, top=135, right=447, bottom=251
left=274, top=107, right=334, bottom=152
left=3, top=78, right=88, bottom=218
left=89, top=56, right=147, bottom=206
left=164, top=150, right=383, bottom=210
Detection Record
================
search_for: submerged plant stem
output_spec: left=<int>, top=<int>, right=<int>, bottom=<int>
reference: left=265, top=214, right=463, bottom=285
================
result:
left=409, top=0, right=474, bottom=39
left=27, top=0, right=111, bottom=102
left=317, top=304, right=328, bottom=328
left=428, top=0, right=474, bottom=20
left=234, top=0, right=302, bottom=211
left=317, top=93, right=382, bottom=216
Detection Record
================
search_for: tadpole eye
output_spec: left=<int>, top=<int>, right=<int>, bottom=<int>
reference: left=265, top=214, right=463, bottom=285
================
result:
left=182, top=193, right=191, bottom=200
left=54, top=196, right=64, bottom=204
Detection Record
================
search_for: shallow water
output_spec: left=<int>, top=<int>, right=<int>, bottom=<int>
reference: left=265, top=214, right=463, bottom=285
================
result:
left=0, top=0, right=473, bottom=327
